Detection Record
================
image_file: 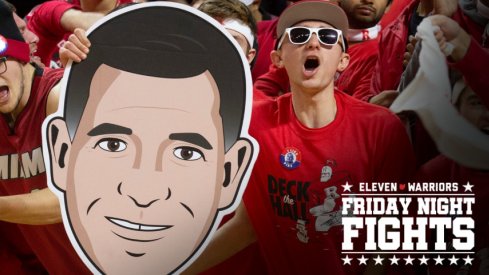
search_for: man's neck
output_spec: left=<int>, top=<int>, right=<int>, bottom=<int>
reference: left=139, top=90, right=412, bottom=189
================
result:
left=290, top=85, right=337, bottom=129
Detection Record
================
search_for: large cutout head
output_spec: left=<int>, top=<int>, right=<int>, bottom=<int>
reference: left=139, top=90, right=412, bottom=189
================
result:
left=43, top=3, right=256, bottom=274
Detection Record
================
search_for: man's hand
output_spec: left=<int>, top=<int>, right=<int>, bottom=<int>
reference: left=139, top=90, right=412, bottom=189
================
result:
left=430, top=15, right=471, bottom=62
left=369, top=90, right=400, bottom=108
left=403, top=35, right=418, bottom=68
left=59, top=28, right=91, bottom=67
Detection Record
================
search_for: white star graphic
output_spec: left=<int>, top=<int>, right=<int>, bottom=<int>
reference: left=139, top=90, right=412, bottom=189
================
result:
left=389, top=255, right=399, bottom=265
left=463, top=255, right=474, bottom=265
left=342, top=255, right=352, bottom=265
left=448, top=255, right=459, bottom=265
left=418, top=255, right=429, bottom=265
left=342, top=181, right=353, bottom=192
left=434, top=255, right=444, bottom=265
left=373, top=255, right=384, bottom=265
left=463, top=181, right=474, bottom=192
left=404, top=255, right=414, bottom=265
left=358, top=255, right=368, bottom=265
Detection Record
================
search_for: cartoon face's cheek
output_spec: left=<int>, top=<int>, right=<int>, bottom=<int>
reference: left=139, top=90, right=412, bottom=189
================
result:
left=63, top=65, right=230, bottom=274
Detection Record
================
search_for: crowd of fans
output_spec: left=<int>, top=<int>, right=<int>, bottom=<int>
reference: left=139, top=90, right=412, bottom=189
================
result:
left=0, top=0, right=487, bottom=273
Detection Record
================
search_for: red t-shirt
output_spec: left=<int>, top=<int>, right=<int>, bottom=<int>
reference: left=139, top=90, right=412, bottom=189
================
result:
left=336, top=38, right=380, bottom=101
left=0, top=68, right=90, bottom=274
left=244, top=91, right=415, bottom=274
left=417, top=155, right=489, bottom=274
left=0, top=221, right=46, bottom=274
left=379, top=0, right=416, bottom=29
left=252, top=19, right=278, bottom=82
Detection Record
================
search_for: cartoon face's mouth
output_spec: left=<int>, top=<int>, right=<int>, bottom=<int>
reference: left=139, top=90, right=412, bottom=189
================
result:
left=106, top=216, right=173, bottom=232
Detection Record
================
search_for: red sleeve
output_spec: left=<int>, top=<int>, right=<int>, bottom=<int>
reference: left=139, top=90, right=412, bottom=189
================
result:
left=375, top=113, right=416, bottom=182
left=350, top=52, right=378, bottom=102
left=369, top=47, right=384, bottom=97
left=379, top=0, right=416, bottom=29
left=253, top=63, right=289, bottom=98
left=251, top=19, right=278, bottom=81
left=26, top=1, right=79, bottom=66
left=450, top=37, right=489, bottom=107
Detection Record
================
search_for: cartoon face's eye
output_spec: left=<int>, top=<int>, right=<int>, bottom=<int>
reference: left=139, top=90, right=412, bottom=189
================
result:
left=173, top=147, right=204, bottom=161
left=96, top=138, right=127, bottom=152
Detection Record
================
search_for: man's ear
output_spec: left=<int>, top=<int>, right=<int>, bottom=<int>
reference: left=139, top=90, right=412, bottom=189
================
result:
left=247, top=48, right=257, bottom=64
left=46, top=117, right=71, bottom=192
left=218, top=138, right=253, bottom=209
left=271, top=50, right=284, bottom=68
left=337, top=52, right=350, bottom=72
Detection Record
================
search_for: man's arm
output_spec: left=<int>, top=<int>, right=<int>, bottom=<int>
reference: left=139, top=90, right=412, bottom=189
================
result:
left=60, top=8, right=105, bottom=33
left=0, top=188, right=61, bottom=225
left=26, top=1, right=103, bottom=66
left=430, top=15, right=489, bottom=107
left=46, top=82, right=60, bottom=117
left=183, top=203, right=257, bottom=274
left=0, top=82, right=63, bottom=226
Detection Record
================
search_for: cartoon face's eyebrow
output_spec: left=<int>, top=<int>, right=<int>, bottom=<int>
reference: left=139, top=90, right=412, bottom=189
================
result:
left=87, top=123, right=133, bottom=136
left=169, top=133, right=213, bottom=150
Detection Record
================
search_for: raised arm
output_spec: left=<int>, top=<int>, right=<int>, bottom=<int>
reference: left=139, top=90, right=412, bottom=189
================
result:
left=0, top=188, right=61, bottom=225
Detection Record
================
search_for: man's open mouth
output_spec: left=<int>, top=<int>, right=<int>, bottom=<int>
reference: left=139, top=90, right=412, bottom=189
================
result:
left=304, top=57, right=320, bottom=72
left=0, top=85, right=10, bottom=104
left=106, top=216, right=173, bottom=232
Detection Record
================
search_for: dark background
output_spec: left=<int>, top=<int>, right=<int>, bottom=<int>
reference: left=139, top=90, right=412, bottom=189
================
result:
left=11, top=0, right=287, bottom=20
left=10, top=0, right=43, bottom=17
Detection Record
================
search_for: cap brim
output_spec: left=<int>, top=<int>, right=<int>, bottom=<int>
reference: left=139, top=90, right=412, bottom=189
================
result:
left=276, top=1, right=349, bottom=39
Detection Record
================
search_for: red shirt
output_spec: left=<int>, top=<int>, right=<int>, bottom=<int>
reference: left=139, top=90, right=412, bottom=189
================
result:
left=0, top=68, right=90, bottom=274
left=417, top=155, right=489, bottom=274
left=336, top=38, right=380, bottom=101
left=0, top=221, right=46, bottom=274
left=451, top=37, right=489, bottom=107
left=244, top=91, right=415, bottom=274
left=252, top=19, right=278, bottom=81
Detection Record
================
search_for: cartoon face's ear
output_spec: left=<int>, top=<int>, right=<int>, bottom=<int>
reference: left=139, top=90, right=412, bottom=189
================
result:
left=46, top=117, right=72, bottom=192
left=218, top=138, right=253, bottom=209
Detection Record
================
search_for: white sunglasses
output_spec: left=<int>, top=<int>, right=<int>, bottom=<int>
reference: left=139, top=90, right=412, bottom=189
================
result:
left=277, top=27, right=345, bottom=52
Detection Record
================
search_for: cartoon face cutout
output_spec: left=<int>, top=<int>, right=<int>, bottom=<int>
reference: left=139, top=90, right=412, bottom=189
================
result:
left=43, top=3, right=256, bottom=274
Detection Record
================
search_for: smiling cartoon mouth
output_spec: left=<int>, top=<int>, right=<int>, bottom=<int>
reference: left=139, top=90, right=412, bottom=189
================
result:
left=106, top=216, right=173, bottom=232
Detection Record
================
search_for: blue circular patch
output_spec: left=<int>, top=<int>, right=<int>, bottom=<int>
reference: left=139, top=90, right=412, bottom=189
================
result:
left=280, top=147, right=301, bottom=170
